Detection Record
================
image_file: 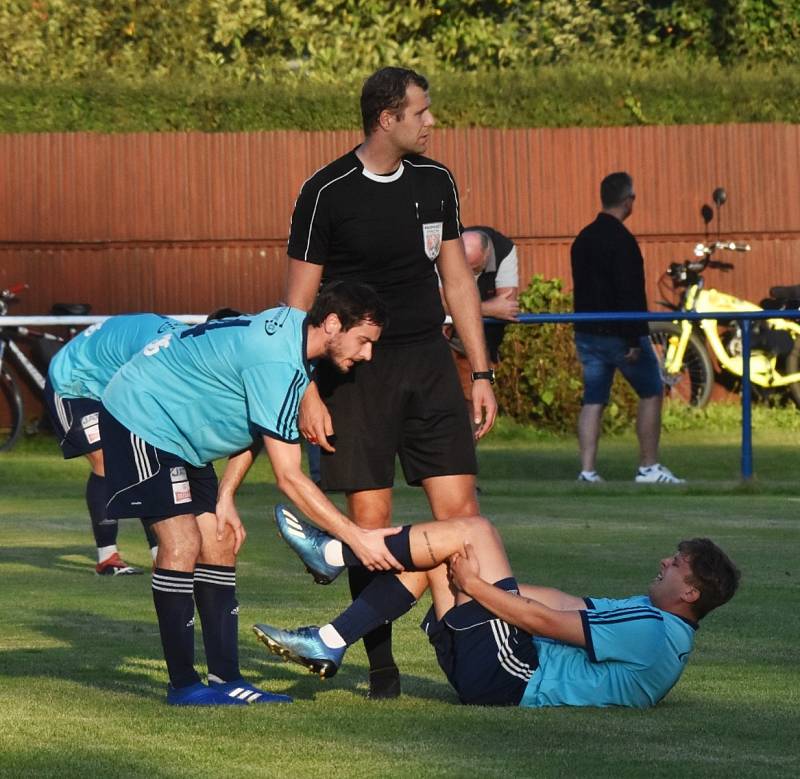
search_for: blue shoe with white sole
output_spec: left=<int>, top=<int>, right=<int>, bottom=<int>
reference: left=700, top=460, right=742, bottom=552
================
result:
left=208, top=675, right=292, bottom=704
left=253, top=623, right=345, bottom=679
left=166, top=681, right=248, bottom=706
left=274, top=504, right=345, bottom=585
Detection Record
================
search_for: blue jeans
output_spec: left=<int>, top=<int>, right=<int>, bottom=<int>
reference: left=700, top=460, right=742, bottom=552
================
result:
left=575, top=333, right=662, bottom=405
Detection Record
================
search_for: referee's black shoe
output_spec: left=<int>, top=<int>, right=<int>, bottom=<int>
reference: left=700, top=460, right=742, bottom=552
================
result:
left=368, top=665, right=401, bottom=700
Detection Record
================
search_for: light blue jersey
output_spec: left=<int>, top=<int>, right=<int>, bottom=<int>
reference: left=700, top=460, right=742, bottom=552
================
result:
left=102, top=307, right=311, bottom=467
left=48, top=314, right=186, bottom=400
left=520, top=595, right=697, bottom=709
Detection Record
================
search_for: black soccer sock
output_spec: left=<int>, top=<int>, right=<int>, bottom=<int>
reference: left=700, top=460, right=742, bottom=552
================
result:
left=151, top=568, right=200, bottom=689
left=341, top=525, right=414, bottom=570
left=141, top=520, right=158, bottom=552
left=334, top=572, right=416, bottom=648
left=194, top=564, right=240, bottom=683
left=86, top=472, right=117, bottom=549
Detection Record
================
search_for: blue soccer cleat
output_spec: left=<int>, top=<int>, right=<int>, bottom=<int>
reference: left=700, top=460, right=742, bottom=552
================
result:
left=166, top=681, right=248, bottom=706
left=208, top=675, right=293, bottom=704
left=252, top=623, right=345, bottom=679
left=274, top=504, right=345, bottom=585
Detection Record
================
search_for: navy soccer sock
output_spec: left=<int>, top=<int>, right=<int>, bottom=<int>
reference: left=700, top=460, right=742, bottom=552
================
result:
left=335, top=573, right=417, bottom=647
left=86, top=472, right=117, bottom=549
left=341, top=525, right=414, bottom=570
left=151, top=568, right=200, bottom=689
left=194, top=564, right=240, bottom=683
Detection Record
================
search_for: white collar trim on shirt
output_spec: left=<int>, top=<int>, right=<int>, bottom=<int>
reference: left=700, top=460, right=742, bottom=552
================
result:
left=360, top=162, right=405, bottom=183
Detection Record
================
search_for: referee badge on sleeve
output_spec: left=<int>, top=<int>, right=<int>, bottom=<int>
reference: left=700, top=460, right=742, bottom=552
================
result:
left=423, top=222, right=443, bottom=260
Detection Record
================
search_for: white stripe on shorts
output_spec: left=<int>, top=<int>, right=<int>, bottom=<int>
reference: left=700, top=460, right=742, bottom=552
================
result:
left=130, top=432, right=153, bottom=482
left=490, top=620, right=534, bottom=682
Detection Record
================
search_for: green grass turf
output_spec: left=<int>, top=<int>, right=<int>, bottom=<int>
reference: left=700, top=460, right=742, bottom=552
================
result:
left=0, top=427, right=798, bottom=778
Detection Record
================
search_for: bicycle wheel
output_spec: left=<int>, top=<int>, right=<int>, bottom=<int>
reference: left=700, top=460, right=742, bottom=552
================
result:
left=648, top=323, right=714, bottom=408
left=785, top=337, right=800, bottom=408
left=0, top=367, right=23, bottom=451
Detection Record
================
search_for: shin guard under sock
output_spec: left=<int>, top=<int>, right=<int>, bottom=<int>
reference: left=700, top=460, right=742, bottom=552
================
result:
left=194, top=564, right=240, bottom=682
left=86, top=473, right=117, bottom=549
left=334, top=573, right=416, bottom=647
left=151, top=568, right=200, bottom=688
left=342, top=525, right=414, bottom=570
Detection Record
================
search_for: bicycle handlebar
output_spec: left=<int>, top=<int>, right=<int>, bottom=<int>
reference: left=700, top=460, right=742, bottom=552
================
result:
left=1, top=282, right=28, bottom=300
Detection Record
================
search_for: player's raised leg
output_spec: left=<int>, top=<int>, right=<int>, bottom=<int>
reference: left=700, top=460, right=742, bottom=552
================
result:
left=255, top=510, right=512, bottom=677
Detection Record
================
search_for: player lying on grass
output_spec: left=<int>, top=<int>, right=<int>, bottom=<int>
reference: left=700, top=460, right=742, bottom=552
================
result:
left=255, top=506, right=739, bottom=708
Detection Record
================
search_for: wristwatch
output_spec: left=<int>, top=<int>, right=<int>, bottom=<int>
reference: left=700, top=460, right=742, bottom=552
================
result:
left=471, top=369, right=495, bottom=385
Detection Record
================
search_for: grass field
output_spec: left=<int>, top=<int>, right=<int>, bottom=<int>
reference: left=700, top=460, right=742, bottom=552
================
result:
left=1, top=424, right=799, bottom=778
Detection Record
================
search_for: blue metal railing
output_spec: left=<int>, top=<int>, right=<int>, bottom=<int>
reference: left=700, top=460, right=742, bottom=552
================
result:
left=507, top=309, right=800, bottom=481
left=6, top=310, right=800, bottom=480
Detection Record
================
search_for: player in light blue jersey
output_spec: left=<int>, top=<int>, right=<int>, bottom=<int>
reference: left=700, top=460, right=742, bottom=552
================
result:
left=254, top=511, right=739, bottom=709
left=99, top=282, right=403, bottom=707
left=44, top=313, right=186, bottom=575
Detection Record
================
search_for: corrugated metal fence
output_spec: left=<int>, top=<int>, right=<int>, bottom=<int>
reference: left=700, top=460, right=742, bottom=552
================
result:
left=2, top=124, right=799, bottom=317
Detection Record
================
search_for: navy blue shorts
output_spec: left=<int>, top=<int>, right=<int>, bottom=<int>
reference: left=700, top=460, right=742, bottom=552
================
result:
left=574, top=333, right=663, bottom=405
left=420, top=577, right=539, bottom=706
left=43, top=377, right=103, bottom=459
left=100, top=407, right=217, bottom=524
left=316, top=336, right=477, bottom=491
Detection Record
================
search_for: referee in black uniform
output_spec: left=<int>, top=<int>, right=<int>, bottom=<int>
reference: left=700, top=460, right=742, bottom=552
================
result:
left=285, top=66, right=497, bottom=698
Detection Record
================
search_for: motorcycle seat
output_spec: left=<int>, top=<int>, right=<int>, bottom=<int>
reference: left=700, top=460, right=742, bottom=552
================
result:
left=51, top=303, right=92, bottom=316
left=768, top=285, right=800, bottom=302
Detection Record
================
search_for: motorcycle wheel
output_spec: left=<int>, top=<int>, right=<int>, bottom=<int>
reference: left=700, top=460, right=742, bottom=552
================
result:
left=784, top=337, right=800, bottom=408
left=648, top=323, right=714, bottom=408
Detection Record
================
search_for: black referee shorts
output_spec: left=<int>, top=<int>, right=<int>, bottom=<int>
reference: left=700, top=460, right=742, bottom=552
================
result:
left=420, top=577, right=539, bottom=706
left=316, top=336, right=477, bottom=491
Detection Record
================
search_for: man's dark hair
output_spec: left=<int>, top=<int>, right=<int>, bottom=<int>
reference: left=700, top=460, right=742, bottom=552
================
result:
left=307, top=281, right=388, bottom=331
left=206, top=307, right=244, bottom=322
left=600, top=172, right=634, bottom=209
left=361, top=67, right=429, bottom=136
left=678, top=538, right=741, bottom=620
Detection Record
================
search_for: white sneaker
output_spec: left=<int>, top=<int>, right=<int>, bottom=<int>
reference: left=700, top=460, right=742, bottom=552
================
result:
left=577, top=470, right=605, bottom=483
left=635, top=464, right=686, bottom=484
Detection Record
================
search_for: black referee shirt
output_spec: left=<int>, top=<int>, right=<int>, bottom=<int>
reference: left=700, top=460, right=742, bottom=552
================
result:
left=288, top=148, right=462, bottom=346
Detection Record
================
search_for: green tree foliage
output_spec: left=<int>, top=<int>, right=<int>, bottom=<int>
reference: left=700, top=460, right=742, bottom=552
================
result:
left=494, top=275, right=638, bottom=434
left=1, top=1, right=798, bottom=84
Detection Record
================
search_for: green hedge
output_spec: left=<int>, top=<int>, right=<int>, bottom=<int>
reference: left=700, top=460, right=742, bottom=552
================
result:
left=495, top=276, right=639, bottom=434
left=2, top=1, right=799, bottom=83
left=2, top=61, right=798, bottom=133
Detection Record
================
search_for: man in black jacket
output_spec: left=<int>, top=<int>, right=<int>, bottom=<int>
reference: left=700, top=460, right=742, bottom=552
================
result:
left=571, top=172, right=684, bottom=484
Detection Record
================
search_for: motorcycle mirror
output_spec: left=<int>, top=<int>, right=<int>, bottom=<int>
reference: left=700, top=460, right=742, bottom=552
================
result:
left=701, top=204, right=714, bottom=225
left=712, top=187, right=727, bottom=207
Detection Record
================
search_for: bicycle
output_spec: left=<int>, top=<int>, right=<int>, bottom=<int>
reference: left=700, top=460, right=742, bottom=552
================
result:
left=648, top=241, right=800, bottom=408
left=0, top=284, right=90, bottom=451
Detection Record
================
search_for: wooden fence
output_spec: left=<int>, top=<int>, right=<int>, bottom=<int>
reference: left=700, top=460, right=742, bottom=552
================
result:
left=2, top=124, right=799, bottom=316
left=1, top=124, right=799, bottom=419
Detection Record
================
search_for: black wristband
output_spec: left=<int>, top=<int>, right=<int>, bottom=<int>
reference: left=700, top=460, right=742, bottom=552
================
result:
left=471, top=369, right=495, bottom=385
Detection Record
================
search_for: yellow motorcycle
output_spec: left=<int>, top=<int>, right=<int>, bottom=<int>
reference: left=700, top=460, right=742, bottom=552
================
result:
left=648, top=239, right=800, bottom=407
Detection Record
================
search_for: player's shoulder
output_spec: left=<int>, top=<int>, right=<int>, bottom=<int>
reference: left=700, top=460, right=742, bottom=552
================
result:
left=248, top=306, right=305, bottom=341
left=585, top=594, right=655, bottom=613
left=403, top=153, right=456, bottom=179
left=300, top=149, right=361, bottom=194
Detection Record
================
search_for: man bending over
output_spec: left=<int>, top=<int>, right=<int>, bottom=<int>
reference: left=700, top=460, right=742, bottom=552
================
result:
left=255, top=508, right=739, bottom=708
